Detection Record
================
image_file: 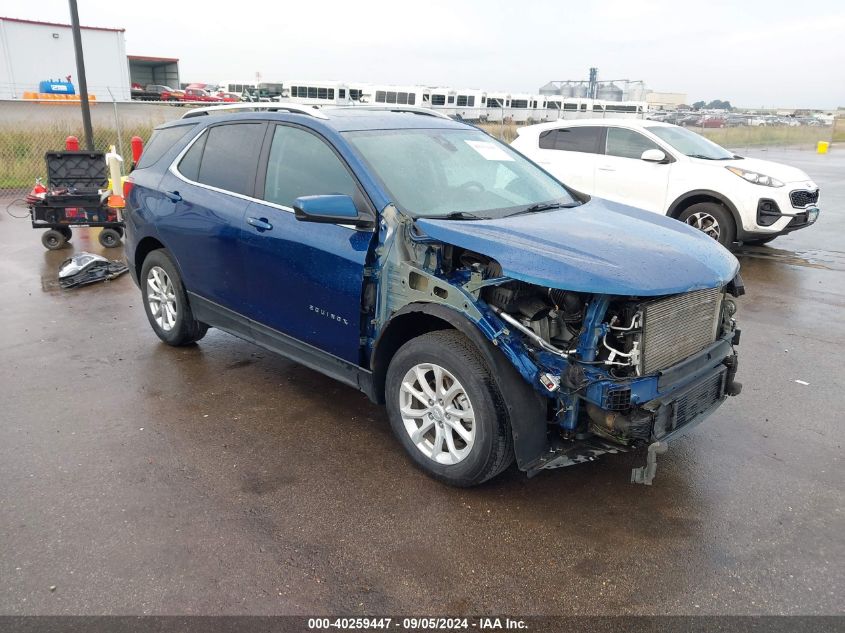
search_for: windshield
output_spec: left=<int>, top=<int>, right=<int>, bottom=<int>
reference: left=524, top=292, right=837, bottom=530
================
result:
left=645, top=125, right=735, bottom=160
left=344, top=128, right=577, bottom=218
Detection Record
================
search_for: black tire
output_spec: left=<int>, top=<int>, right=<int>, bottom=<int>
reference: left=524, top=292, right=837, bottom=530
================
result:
left=744, top=235, right=777, bottom=246
left=41, top=229, right=67, bottom=250
left=114, top=226, right=124, bottom=237
left=140, top=249, right=209, bottom=346
left=678, top=202, right=736, bottom=249
left=58, top=226, right=72, bottom=241
left=385, top=330, right=514, bottom=487
left=98, top=228, right=122, bottom=248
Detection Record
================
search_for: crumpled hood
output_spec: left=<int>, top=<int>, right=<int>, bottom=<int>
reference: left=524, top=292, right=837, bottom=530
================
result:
left=416, top=198, right=739, bottom=296
left=714, top=156, right=815, bottom=186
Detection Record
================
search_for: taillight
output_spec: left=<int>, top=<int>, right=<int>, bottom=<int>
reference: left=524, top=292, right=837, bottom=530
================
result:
left=123, top=178, right=134, bottom=199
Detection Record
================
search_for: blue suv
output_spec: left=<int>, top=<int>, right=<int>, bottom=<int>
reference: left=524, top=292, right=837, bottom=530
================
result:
left=124, top=104, right=743, bottom=487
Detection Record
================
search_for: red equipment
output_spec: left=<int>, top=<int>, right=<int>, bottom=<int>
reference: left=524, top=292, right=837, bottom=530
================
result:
left=131, top=136, right=144, bottom=164
left=65, top=136, right=79, bottom=151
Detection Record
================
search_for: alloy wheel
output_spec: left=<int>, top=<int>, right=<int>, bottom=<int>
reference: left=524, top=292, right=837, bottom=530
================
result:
left=399, top=363, right=476, bottom=465
left=685, top=211, right=721, bottom=241
left=146, top=266, right=177, bottom=331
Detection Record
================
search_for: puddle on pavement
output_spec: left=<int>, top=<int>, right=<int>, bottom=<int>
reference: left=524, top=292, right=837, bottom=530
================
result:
left=736, top=245, right=845, bottom=271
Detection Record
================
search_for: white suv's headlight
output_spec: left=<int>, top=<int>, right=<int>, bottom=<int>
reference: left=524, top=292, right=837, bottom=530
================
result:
left=726, top=166, right=784, bottom=187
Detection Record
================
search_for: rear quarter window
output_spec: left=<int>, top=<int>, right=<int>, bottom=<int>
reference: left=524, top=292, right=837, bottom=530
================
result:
left=539, top=126, right=603, bottom=153
left=136, top=125, right=196, bottom=169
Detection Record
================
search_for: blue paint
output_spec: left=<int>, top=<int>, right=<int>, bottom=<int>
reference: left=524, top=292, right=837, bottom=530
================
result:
left=417, top=199, right=739, bottom=296
left=294, top=194, right=359, bottom=219
left=578, top=296, right=611, bottom=362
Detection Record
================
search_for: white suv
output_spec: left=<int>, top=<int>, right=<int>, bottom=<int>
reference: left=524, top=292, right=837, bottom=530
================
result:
left=511, top=119, right=820, bottom=248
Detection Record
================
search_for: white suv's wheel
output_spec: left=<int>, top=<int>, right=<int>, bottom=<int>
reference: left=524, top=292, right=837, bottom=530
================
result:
left=678, top=202, right=736, bottom=248
left=386, top=330, right=514, bottom=486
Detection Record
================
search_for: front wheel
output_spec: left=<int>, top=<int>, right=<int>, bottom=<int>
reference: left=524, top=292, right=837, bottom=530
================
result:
left=140, top=250, right=208, bottom=346
left=678, top=202, right=736, bottom=248
left=385, top=330, right=514, bottom=487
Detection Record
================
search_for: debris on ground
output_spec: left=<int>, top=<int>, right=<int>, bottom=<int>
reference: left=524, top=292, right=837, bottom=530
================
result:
left=58, top=252, right=129, bottom=289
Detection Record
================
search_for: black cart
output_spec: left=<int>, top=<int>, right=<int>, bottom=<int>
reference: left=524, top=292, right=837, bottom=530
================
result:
left=30, top=151, right=125, bottom=250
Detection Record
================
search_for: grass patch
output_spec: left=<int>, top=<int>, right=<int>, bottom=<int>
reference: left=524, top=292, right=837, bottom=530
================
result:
left=832, top=117, right=845, bottom=143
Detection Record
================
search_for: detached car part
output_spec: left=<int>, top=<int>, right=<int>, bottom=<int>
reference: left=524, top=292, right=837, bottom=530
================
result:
left=58, top=252, right=129, bottom=289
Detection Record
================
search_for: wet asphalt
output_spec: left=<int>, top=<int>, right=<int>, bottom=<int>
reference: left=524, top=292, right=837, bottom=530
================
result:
left=0, top=148, right=842, bottom=616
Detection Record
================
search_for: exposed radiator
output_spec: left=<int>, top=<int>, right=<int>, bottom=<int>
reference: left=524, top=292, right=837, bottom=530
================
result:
left=640, top=287, right=723, bottom=374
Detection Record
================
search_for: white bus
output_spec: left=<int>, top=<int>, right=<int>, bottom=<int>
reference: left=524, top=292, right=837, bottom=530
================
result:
left=430, top=88, right=486, bottom=121
left=282, top=80, right=358, bottom=106
left=360, top=83, right=430, bottom=108
left=219, top=81, right=284, bottom=101
left=484, top=92, right=510, bottom=122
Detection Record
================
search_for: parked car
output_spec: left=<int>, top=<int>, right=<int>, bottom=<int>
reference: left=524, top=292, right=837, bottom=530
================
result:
left=700, top=116, right=726, bottom=128
left=214, top=92, right=243, bottom=102
left=179, top=88, right=223, bottom=103
left=725, top=115, right=749, bottom=127
left=124, top=105, right=743, bottom=487
left=511, top=119, right=820, bottom=248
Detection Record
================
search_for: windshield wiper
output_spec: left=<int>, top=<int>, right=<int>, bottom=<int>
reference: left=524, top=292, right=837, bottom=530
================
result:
left=440, top=211, right=490, bottom=220
left=687, top=153, right=716, bottom=160
left=507, top=201, right=580, bottom=218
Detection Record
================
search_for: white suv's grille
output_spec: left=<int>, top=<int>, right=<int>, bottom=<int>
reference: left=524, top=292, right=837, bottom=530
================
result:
left=640, top=288, right=723, bottom=374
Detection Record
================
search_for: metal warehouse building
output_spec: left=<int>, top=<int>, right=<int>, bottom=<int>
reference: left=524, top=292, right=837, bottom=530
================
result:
left=0, top=16, right=131, bottom=100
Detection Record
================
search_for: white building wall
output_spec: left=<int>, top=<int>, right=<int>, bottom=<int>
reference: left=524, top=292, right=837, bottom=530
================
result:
left=0, top=18, right=130, bottom=100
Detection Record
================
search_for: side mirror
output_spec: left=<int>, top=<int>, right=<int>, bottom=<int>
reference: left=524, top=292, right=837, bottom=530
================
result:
left=641, top=149, right=667, bottom=162
left=293, top=194, right=372, bottom=227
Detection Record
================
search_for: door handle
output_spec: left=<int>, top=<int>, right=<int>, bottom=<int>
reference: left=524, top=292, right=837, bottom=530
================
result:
left=597, top=166, right=616, bottom=172
left=247, top=216, right=273, bottom=232
left=164, top=190, right=182, bottom=203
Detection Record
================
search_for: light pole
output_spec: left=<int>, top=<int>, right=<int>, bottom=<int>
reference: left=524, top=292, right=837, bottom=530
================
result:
left=68, top=0, right=94, bottom=150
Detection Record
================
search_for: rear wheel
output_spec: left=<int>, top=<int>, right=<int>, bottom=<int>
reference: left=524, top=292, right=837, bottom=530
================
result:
left=140, top=250, right=208, bottom=346
left=385, top=330, right=514, bottom=487
left=41, top=229, right=67, bottom=250
left=678, top=202, right=736, bottom=248
left=58, top=226, right=72, bottom=241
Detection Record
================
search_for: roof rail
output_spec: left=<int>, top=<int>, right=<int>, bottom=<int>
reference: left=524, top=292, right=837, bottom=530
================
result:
left=329, top=105, right=452, bottom=120
left=181, top=102, right=329, bottom=120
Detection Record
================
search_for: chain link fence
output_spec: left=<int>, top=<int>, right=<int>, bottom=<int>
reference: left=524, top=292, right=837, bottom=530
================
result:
left=1, top=99, right=183, bottom=213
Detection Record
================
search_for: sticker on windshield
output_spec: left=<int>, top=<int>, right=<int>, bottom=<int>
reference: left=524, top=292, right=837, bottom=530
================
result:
left=464, top=140, right=514, bottom=161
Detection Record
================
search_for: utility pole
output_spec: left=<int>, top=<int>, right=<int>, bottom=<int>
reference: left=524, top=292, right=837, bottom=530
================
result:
left=68, top=0, right=94, bottom=150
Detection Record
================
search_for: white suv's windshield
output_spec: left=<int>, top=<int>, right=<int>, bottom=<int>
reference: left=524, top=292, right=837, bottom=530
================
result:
left=646, top=125, right=736, bottom=160
left=344, top=128, right=578, bottom=219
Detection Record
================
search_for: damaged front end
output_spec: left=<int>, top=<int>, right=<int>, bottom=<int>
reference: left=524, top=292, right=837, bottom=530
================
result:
left=370, top=205, right=743, bottom=485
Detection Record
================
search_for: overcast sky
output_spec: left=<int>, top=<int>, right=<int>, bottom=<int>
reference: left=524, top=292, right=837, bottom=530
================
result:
left=5, top=0, right=844, bottom=108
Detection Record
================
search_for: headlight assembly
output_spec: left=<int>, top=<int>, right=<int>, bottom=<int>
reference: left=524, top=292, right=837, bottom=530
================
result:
left=726, top=166, right=784, bottom=187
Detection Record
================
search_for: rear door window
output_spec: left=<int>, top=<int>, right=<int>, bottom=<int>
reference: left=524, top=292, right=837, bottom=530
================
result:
left=539, top=127, right=603, bottom=153
left=605, top=127, right=661, bottom=159
left=177, top=123, right=265, bottom=196
left=262, top=125, right=360, bottom=208
left=136, top=125, right=195, bottom=169
left=177, top=132, right=206, bottom=181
